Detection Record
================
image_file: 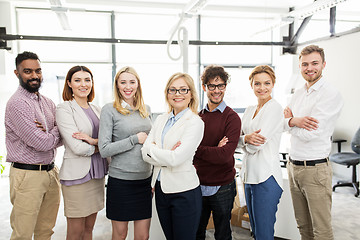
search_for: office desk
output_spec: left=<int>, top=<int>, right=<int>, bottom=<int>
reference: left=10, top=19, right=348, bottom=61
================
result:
left=274, top=168, right=300, bottom=240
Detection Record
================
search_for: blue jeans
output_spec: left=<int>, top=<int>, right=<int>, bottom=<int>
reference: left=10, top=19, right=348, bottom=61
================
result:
left=245, top=176, right=283, bottom=240
left=196, top=180, right=237, bottom=240
left=155, top=181, right=202, bottom=240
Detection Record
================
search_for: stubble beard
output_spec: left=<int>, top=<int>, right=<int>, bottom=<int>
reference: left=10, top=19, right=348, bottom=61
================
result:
left=19, top=75, right=42, bottom=93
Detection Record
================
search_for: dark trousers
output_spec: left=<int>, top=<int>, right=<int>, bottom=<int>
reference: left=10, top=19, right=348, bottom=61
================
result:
left=245, top=176, right=283, bottom=240
left=196, top=180, right=237, bottom=240
left=155, top=181, right=202, bottom=240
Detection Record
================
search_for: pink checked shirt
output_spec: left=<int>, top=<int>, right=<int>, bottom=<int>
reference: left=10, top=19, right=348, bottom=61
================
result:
left=5, top=86, right=62, bottom=164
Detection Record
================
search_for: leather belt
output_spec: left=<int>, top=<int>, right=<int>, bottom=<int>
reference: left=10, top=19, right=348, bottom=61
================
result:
left=12, top=162, right=55, bottom=171
left=289, top=158, right=328, bottom=166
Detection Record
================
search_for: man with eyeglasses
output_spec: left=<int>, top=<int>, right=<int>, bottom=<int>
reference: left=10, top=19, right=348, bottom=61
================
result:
left=194, top=65, right=241, bottom=240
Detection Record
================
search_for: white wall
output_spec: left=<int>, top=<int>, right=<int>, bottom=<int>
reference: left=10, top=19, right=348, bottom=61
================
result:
left=0, top=1, right=18, bottom=160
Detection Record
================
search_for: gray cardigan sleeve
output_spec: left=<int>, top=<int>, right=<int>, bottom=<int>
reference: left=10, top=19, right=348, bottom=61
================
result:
left=98, top=104, right=139, bottom=158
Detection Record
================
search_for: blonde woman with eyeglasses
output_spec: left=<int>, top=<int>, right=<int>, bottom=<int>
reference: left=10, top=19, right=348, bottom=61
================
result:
left=141, top=72, right=204, bottom=240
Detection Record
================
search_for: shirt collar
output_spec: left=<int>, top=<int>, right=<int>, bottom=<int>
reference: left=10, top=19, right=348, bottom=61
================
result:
left=205, top=101, right=227, bottom=113
left=18, top=85, right=40, bottom=100
left=305, top=76, right=325, bottom=93
left=121, top=101, right=131, bottom=109
left=169, top=107, right=189, bottom=121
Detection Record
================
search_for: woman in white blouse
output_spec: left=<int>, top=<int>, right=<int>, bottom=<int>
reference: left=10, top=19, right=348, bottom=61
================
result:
left=141, top=73, right=204, bottom=240
left=238, top=65, right=283, bottom=240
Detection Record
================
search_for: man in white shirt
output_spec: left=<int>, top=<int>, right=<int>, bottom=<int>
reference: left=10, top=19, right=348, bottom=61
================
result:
left=284, top=45, right=343, bottom=240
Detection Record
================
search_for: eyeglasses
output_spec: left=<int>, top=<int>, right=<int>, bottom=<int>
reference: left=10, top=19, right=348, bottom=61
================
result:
left=206, top=83, right=226, bottom=91
left=167, top=88, right=190, bottom=95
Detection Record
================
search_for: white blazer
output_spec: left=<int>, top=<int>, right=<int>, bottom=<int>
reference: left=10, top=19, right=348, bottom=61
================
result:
left=56, top=99, right=101, bottom=180
left=141, top=109, right=204, bottom=194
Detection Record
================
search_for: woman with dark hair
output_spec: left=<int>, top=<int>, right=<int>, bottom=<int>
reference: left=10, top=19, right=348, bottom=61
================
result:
left=56, top=66, right=108, bottom=240
left=238, top=65, right=284, bottom=240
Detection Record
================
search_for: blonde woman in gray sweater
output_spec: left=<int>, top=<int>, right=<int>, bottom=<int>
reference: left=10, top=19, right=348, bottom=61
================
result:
left=98, top=66, right=152, bottom=240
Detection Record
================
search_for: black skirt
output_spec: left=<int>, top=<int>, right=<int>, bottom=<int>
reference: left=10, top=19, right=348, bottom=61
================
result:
left=106, top=175, right=152, bottom=221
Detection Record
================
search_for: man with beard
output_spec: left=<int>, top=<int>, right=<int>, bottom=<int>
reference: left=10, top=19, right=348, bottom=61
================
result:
left=194, top=65, right=241, bottom=240
left=5, top=51, right=62, bottom=240
left=284, top=45, right=343, bottom=240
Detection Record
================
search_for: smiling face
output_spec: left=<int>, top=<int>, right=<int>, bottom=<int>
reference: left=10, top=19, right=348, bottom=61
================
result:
left=15, top=59, right=43, bottom=93
left=202, top=76, right=226, bottom=108
left=300, top=51, right=326, bottom=87
left=167, top=77, right=191, bottom=115
left=117, top=72, right=138, bottom=106
left=67, top=70, right=92, bottom=100
left=252, top=72, right=274, bottom=102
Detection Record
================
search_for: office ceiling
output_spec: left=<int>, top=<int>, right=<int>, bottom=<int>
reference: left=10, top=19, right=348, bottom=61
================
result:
left=3, top=0, right=360, bottom=48
left=6, top=0, right=360, bottom=19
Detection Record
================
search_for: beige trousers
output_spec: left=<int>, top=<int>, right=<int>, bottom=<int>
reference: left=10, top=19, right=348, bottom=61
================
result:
left=9, top=165, right=61, bottom=240
left=287, top=160, right=334, bottom=240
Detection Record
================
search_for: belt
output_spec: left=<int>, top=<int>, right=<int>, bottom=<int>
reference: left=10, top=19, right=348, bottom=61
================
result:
left=289, top=158, right=328, bottom=166
left=12, top=162, right=55, bottom=171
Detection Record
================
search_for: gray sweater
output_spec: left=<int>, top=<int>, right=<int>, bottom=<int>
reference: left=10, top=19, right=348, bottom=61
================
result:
left=98, top=103, right=152, bottom=180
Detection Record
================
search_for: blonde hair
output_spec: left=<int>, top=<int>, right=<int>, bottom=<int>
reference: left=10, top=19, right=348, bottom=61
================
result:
left=164, top=72, right=199, bottom=114
left=249, top=65, right=276, bottom=86
left=113, top=66, right=149, bottom=118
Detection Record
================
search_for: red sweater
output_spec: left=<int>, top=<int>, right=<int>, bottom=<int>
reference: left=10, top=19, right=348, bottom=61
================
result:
left=193, top=106, right=241, bottom=186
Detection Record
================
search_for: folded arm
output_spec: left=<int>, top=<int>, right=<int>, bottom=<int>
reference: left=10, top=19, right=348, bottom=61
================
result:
left=142, top=118, right=204, bottom=168
left=195, top=113, right=241, bottom=165
left=9, top=102, right=61, bottom=152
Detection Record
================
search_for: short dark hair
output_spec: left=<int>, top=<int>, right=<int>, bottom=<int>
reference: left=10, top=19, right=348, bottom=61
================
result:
left=299, top=45, right=325, bottom=62
left=62, top=66, right=95, bottom=102
left=15, top=51, right=40, bottom=68
left=201, top=65, right=230, bottom=86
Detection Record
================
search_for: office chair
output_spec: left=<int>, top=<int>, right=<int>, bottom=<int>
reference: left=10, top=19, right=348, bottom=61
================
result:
left=330, top=127, right=360, bottom=197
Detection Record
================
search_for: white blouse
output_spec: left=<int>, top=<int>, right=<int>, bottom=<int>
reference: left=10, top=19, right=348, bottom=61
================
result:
left=239, top=98, right=284, bottom=189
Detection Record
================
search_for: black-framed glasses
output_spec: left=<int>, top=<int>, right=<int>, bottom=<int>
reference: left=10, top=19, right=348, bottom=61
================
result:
left=167, top=88, right=190, bottom=95
left=206, top=83, right=226, bottom=91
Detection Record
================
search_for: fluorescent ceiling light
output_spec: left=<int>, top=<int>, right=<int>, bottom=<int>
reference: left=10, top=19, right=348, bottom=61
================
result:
left=289, top=0, right=348, bottom=18
left=48, top=0, right=71, bottom=30
left=183, top=0, right=209, bottom=15
left=253, top=0, right=348, bottom=35
left=55, top=11, right=71, bottom=30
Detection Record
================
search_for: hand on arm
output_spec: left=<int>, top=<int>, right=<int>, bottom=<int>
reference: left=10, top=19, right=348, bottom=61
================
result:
left=218, top=136, right=228, bottom=147
left=35, top=120, right=46, bottom=132
left=137, top=132, right=148, bottom=144
left=289, top=116, right=319, bottom=130
left=284, top=106, right=319, bottom=131
left=171, top=141, right=181, bottom=150
left=72, top=132, right=98, bottom=145
left=244, top=129, right=266, bottom=146
left=195, top=113, right=241, bottom=164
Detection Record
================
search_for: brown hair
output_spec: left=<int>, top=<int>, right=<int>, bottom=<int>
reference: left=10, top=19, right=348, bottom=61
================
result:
left=201, top=65, right=230, bottom=86
left=113, top=66, right=149, bottom=118
left=249, top=65, right=276, bottom=86
left=164, top=72, right=199, bottom=114
left=299, top=45, right=325, bottom=62
left=62, top=66, right=95, bottom=102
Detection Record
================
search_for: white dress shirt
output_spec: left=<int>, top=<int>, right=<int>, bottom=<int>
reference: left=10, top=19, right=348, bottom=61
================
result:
left=239, top=98, right=284, bottom=188
left=284, top=77, right=343, bottom=160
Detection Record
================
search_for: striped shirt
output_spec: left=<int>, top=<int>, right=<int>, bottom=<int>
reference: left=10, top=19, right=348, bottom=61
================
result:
left=5, top=86, right=62, bottom=164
